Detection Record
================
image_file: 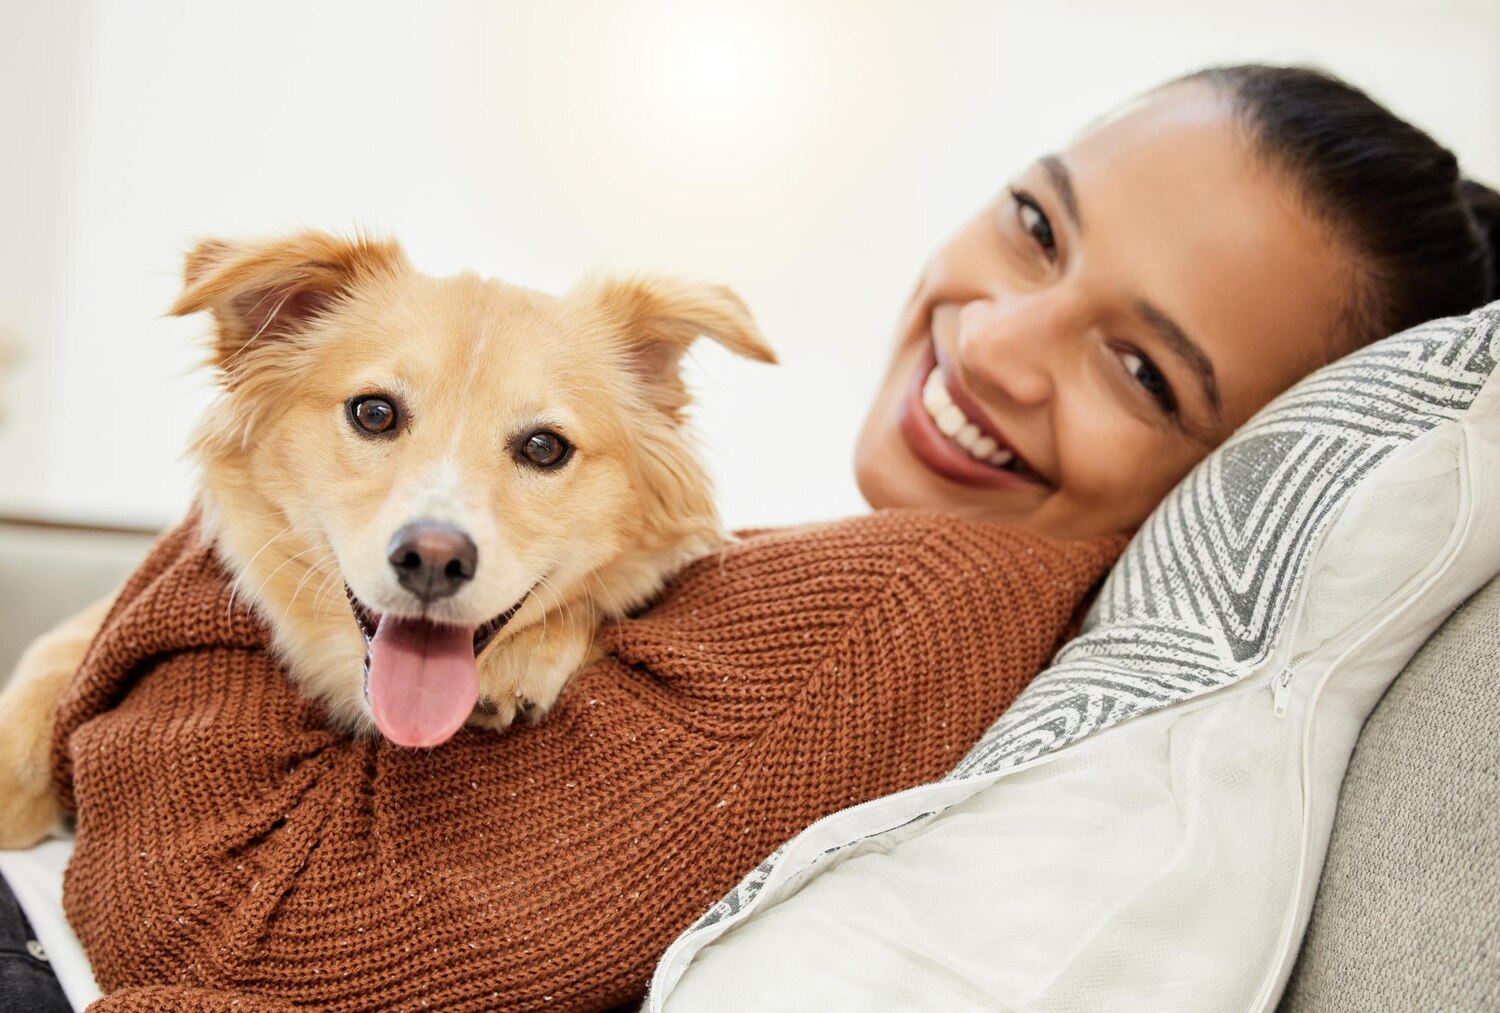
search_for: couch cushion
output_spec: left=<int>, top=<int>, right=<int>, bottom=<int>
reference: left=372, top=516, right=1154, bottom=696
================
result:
left=1278, top=574, right=1500, bottom=1012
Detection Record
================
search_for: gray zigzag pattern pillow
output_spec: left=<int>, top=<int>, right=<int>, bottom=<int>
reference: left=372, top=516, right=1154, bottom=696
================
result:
left=951, top=304, right=1499, bottom=777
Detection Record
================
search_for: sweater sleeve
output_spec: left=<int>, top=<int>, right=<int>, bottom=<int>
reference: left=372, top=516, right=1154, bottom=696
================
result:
left=59, top=510, right=1122, bottom=1011
left=598, top=509, right=1124, bottom=813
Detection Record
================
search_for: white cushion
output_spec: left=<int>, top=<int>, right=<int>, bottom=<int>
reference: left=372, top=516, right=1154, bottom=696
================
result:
left=649, top=302, right=1500, bottom=1012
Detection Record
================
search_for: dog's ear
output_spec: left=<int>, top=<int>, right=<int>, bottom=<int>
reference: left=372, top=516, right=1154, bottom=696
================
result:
left=585, top=276, right=776, bottom=409
left=170, top=231, right=408, bottom=370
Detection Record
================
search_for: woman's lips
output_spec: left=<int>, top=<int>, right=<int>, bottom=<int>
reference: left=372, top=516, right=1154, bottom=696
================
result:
left=897, top=341, right=1046, bottom=492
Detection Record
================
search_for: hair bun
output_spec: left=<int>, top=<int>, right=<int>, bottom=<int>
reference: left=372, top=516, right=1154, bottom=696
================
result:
left=1461, top=178, right=1500, bottom=302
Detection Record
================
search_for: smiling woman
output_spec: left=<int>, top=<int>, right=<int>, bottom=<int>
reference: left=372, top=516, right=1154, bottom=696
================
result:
left=861, top=84, right=1328, bottom=537
left=856, top=68, right=1497, bottom=539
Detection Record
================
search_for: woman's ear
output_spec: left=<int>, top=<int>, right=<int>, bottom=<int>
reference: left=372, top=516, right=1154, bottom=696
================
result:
left=170, top=230, right=409, bottom=373
left=581, top=274, right=776, bottom=416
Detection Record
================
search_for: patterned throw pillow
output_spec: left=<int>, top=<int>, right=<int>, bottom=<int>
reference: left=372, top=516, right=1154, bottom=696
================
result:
left=954, top=303, right=1499, bottom=775
left=648, top=302, right=1500, bottom=1012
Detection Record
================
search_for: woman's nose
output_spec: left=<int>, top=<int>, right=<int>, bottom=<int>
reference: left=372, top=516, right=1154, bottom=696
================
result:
left=954, top=297, right=1061, bottom=408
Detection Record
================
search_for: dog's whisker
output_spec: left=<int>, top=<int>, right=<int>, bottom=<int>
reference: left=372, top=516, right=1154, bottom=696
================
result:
left=535, top=574, right=578, bottom=651
left=532, top=577, right=561, bottom=649
left=238, top=523, right=295, bottom=572
left=282, top=555, right=335, bottom=629
left=246, top=543, right=327, bottom=613
left=583, top=571, right=610, bottom=617
left=228, top=523, right=294, bottom=622
left=283, top=546, right=343, bottom=635
left=309, top=569, right=344, bottom=618
left=568, top=581, right=591, bottom=644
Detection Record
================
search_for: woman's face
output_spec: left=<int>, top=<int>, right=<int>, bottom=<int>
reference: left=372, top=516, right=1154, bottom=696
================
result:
left=855, top=85, right=1351, bottom=539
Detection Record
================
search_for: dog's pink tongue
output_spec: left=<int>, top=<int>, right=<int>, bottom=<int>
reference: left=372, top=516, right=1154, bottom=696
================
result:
left=367, top=616, right=478, bottom=748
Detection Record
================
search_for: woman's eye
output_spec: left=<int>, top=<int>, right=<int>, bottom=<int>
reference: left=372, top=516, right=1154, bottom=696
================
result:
left=1010, top=188, right=1056, bottom=261
left=518, top=430, right=572, bottom=469
left=348, top=395, right=399, bottom=436
left=1118, top=349, right=1178, bottom=416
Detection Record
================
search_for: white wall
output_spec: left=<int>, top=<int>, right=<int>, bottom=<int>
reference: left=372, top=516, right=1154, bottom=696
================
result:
left=2, top=0, right=1497, bottom=531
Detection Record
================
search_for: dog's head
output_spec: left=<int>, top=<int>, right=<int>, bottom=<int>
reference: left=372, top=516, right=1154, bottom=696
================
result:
left=173, top=230, right=773, bottom=744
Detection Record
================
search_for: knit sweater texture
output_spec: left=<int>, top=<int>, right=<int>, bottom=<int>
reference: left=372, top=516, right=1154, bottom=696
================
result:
left=52, top=510, right=1123, bottom=1012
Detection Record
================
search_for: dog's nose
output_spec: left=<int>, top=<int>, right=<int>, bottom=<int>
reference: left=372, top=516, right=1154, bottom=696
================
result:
left=387, top=521, right=478, bottom=602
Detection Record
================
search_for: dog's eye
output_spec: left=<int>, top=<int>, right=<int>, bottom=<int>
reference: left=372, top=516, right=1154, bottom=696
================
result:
left=348, top=395, right=399, bottom=436
left=519, top=430, right=571, bottom=469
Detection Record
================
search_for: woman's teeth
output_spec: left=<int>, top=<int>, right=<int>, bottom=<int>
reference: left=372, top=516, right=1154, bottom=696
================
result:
left=921, top=367, right=1016, bottom=469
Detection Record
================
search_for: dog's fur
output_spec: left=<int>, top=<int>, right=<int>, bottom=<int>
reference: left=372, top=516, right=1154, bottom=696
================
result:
left=0, top=230, right=773, bottom=849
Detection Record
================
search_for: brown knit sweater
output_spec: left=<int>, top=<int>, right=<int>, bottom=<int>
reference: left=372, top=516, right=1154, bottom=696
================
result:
left=52, top=510, right=1122, bottom=1012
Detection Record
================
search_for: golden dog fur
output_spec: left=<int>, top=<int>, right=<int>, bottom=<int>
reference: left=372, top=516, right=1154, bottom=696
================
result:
left=0, top=230, right=773, bottom=848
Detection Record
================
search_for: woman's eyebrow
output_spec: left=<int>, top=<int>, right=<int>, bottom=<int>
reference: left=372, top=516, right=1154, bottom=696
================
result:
left=1040, top=155, right=1082, bottom=231
left=1134, top=298, right=1223, bottom=423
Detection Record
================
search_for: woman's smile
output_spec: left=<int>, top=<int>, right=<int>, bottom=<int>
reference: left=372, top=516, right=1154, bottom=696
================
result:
left=898, top=329, right=1049, bottom=492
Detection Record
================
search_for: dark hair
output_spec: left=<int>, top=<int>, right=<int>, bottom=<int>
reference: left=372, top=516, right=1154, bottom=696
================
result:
left=1177, top=64, right=1499, bottom=352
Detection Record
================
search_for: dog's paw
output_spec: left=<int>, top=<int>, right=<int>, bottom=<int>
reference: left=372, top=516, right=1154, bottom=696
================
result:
left=467, top=693, right=520, bottom=732
left=0, top=594, right=110, bottom=848
left=470, top=620, right=597, bottom=734
left=0, top=785, right=61, bottom=850
left=0, top=734, right=62, bottom=849
left=515, top=695, right=546, bottom=725
left=465, top=692, right=552, bottom=733
left=0, top=685, right=69, bottom=848
left=0, top=688, right=62, bottom=848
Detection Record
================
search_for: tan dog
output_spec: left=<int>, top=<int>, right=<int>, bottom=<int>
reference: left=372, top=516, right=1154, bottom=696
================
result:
left=0, top=230, right=773, bottom=848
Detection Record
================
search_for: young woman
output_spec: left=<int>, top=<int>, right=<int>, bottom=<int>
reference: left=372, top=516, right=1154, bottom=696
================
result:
left=857, top=65, right=1497, bottom=539
left=7, top=65, right=1499, bottom=1012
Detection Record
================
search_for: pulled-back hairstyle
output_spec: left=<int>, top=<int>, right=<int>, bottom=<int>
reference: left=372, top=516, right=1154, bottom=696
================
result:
left=1179, top=65, right=1499, bottom=352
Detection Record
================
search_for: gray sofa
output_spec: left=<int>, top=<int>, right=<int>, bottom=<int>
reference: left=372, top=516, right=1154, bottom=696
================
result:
left=1, top=517, right=1495, bottom=1009
left=1279, top=574, right=1499, bottom=1010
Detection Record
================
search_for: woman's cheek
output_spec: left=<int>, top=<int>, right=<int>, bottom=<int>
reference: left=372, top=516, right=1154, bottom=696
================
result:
left=1067, top=414, right=1156, bottom=509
